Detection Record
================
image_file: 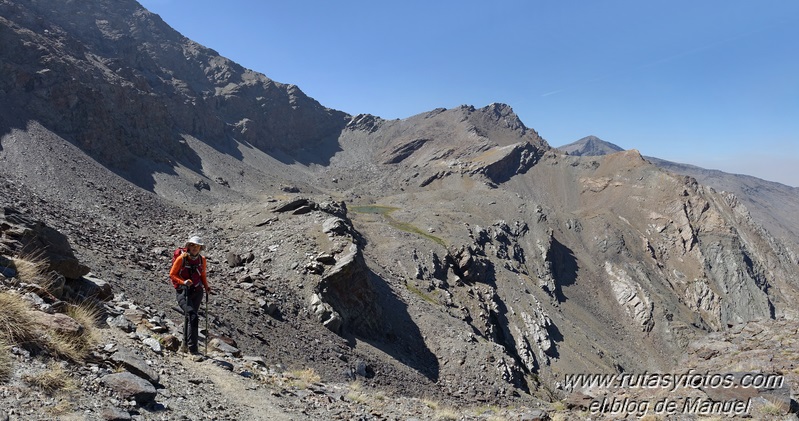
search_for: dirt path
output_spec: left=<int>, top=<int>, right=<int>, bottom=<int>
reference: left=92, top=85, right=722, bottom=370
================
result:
left=181, top=357, right=299, bottom=421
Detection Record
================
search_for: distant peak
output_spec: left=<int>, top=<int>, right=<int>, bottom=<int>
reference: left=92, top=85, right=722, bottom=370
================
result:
left=557, top=136, right=625, bottom=157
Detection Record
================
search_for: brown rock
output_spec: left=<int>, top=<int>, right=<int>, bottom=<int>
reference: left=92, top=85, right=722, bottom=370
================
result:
left=31, top=311, right=83, bottom=335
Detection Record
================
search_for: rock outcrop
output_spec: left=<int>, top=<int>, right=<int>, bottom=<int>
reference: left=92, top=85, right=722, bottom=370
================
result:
left=1, top=207, right=89, bottom=279
left=604, top=261, right=654, bottom=332
left=273, top=198, right=382, bottom=338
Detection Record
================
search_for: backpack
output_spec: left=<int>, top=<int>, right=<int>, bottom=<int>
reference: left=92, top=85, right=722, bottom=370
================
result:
left=172, top=247, right=187, bottom=266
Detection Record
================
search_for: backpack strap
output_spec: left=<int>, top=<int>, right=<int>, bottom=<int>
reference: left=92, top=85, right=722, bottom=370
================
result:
left=183, top=253, right=203, bottom=272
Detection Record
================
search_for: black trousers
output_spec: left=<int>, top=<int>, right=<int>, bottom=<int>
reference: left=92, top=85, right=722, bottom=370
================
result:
left=176, top=286, right=204, bottom=352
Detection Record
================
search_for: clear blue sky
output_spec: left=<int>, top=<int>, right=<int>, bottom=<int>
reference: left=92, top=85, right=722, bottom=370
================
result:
left=138, top=0, right=799, bottom=186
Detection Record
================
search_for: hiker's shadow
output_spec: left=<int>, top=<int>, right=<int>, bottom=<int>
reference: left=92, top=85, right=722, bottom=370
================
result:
left=341, top=269, right=440, bottom=382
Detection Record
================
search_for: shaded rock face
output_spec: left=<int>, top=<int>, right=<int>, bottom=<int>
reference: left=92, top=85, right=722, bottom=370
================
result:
left=478, top=141, right=543, bottom=184
left=1, top=207, right=89, bottom=279
left=316, top=242, right=381, bottom=338
left=272, top=199, right=382, bottom=338
left=0, top=0, right=349, bottom=185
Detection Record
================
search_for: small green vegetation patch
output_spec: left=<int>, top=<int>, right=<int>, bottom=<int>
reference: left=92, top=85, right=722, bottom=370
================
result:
left=351, top=205, right=398, bottom=215
left=352, top=205, right=446, bottom=247
left=405, top=283, right=438, bottom=305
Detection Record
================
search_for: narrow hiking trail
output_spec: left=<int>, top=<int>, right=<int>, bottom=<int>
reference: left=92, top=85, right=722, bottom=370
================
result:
left=182, top=358, right=297, bottom=421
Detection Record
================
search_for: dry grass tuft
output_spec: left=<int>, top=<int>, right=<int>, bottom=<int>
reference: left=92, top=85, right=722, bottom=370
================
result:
left=346, top=381, right=368, bottom=404
left=433, top=407, right=460, bottom=421
left=44, top=302, right=102, bottom=362
left=424, top=399, right=440, bottom=410
left=12, top=250, right=56, bottom=289
left=342, top=380, right=390, bottom=410
left=65, top=302, right=102, bottom=348
left=424, top=399, right=462, bottom=420
left=44, top=331, right=86, bottom=362
left=0, top=291, right=37, bottom=345
left=0, top=290, right=101, bottom=362
left=472, top=405, right=504, bottom=419
left=285, top=367, right=321, bottom=389
left=756, top=403, right=785, bottom=416
left=0, top=339, right=12, bottom=381
left=23, top=362, right=74, bottom=394
left=46, top=399, right=75, bottom=417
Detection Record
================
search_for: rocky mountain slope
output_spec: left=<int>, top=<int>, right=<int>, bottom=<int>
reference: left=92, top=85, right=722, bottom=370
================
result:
left=2, top=0, right=799, bottom=419
left=558, top=136, right=799, bottom=251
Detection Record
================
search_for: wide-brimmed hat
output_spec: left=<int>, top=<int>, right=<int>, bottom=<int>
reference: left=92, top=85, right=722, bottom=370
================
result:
left=185, top=235, right=205, bottom=250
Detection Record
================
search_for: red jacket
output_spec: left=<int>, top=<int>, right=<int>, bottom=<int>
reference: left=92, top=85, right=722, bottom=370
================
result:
left=170, top=252, right=208, bottom=290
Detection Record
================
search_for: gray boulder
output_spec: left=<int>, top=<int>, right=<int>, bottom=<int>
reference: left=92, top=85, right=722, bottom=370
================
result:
left=111, top=349, right=161, bottom=385
left=100, top=372, right=157, bottom=404
left=66, top=273, right=113, bottom=301
left=1, top=207, right=90, bottom=279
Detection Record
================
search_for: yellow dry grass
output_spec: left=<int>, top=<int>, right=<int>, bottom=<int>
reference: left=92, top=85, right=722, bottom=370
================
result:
left=0, top=291, right=37, bottom=345
left=0, top=290, right=101, bottom=362
left=285, top=367, right=321, bottom=389
left=12, top=250, right=57, bottom=290
left=44, top=302, right=102, bottom=362
left=433, top=407, right=460, bottom=421
left=4, top=250, right=102, bottom=362
left=23, top=362, right=75, bottom=394
left=0, top=339, right=11, bottom=381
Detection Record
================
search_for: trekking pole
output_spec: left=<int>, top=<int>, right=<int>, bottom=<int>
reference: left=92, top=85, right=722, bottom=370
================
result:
left=182, top=286, right=189, bottom=353
left=205, top=289, right=209, bottom=356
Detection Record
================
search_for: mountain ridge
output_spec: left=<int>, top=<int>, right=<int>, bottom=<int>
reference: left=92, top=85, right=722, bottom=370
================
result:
left=0, top=0, right=349, bottom=190
left=556, top=135, right=799, bottom=248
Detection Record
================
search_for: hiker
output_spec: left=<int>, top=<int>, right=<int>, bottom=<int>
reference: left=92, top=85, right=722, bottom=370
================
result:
left=170, top=235, right=211, bottom=354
